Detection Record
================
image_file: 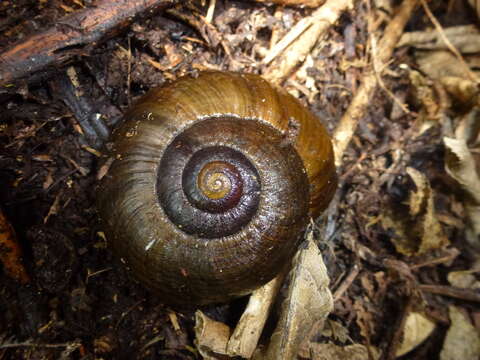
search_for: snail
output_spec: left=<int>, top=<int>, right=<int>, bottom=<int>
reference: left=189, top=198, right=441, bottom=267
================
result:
left=97, top=71, right=337, bottom=305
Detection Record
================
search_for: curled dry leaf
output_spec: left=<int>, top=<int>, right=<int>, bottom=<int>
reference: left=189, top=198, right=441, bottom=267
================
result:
left=258, top=233, right=333, bottom=360
left=444, top=137, right=480, bottom=250
left=440, top=306, right=480, bottom=360
left=395, top=312, right=436, bottom=357
left=381, top=167, right=449, bottom=256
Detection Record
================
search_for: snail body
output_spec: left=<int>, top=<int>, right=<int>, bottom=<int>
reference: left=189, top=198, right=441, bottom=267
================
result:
left=97, top=71, right=336, bottom=305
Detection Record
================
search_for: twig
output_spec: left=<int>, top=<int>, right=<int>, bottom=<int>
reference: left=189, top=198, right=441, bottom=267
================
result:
left=205, top=0, right=216, bottom=23
left=0, top=0, right=176, bottom=86
left=0, top=341, right=81, bottom=349
left=333, top=264, right=360, bottom=301
left=419, top=284, right=480, bottom=302
left=333, top=0, right=420, bottom=166
left=263, top=0, right=353, bottom=85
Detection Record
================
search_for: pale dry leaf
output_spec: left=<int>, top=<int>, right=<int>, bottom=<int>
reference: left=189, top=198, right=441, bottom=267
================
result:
left=396, top=312, right=436, bottom=357
left=259, top=232, right=333, bottom=360
left=415, top=50, right=480, bottom=81
left=321, top=319, right=352, bottom=344
left=440, top=76, right=479, bottom=106
left=408, top=167, right=449, bottom=254
left=382, top=168, right=448, bottom=255
left=444, top=136, right=480, bottom=249
left=447, top=270, right=480, bottom=289
left=398, top=25, right=480, bottom=53
left=444, top=137, right=480, bottom=203
left=440, top=306, right=480, bottom=360
left=454, top=109, right=480, bottom=145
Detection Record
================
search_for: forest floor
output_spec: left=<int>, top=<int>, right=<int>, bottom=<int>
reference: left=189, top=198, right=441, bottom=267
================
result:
left=0, top=0, right=479, bottom=359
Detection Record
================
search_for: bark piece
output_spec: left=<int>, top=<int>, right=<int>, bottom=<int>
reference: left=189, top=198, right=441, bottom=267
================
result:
left=0, top=0, right=176, bottom=86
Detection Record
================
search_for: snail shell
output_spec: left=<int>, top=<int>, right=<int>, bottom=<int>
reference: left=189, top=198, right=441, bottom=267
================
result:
left=97, top=71, right=336, bottom=305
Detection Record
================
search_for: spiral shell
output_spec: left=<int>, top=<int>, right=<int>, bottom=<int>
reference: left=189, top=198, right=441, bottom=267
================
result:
left=97, top=71, right=336, bottom=305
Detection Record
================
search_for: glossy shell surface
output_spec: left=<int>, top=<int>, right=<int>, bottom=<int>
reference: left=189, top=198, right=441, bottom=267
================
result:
left=97, top=72, right=336, bottom=305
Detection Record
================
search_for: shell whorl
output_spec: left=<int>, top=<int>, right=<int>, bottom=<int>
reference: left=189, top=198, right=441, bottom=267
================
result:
left=97, top=71, right=336, bottom=305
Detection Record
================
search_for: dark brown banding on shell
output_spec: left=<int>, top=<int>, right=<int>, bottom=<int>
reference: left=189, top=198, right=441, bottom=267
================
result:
left=97, top=71, right=337, bottom=305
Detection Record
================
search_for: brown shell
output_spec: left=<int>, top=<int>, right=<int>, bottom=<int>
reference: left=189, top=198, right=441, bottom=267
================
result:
left=97, top=71, right=336, bottom=305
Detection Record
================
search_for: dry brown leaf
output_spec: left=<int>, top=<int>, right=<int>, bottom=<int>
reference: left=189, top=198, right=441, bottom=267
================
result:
left=321, top=320, right=352, bottom=344
left=396, top=312, right=436, bottom=357
left=444, top=137, right=480, bottom=249
left=440, top=76, right=479, bottom=105
left=398, top=25, right=480, bottom=53
left=444, top=137, right=480, bottom=203
left=0, top=208, right=30, bottom=284
left=353, top=298, right=373, bottom=342
left=415, top=50, right=480, bottom=81
left=408, top=70, right=441, bottom=134
left=440, top=306, right=480, bottom=360
left=381, top=168, right=449, bottom=255
left=258, top=232, right=333, bottom=360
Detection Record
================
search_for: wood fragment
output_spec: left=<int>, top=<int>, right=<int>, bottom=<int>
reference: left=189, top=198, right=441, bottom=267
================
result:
left=419, top=284, right=480, bottom=303
left=0, top=208, right=30, bottom=284
left=333, top=263, right=360, bottom=301
left=227, top=274, right=285, bottom=358
left=0, top=0, right=176, bottom=86
left=333, top=0, right=420, bottom=166
left=263, top=0, right=353, bottom=85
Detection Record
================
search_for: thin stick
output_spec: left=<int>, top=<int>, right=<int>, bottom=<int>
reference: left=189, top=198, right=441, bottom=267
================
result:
left=419, top=284, right=480, bottom=302
left=333, top=264, right=360, bottom=301
left=333, top=0, right=420, bottom=166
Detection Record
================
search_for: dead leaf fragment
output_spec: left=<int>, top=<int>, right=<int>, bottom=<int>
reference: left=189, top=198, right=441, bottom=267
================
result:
left=447, top=270, right=480, bottom=289
left=396, top=312, right=436, bottom=357
left=444, top=137, right=480, bottom=249
left=440, top=306, right=480, bottom=360
left=381, top=168, right=449, bottom=255
left=259, top=233, right=333, bottom=360
left=0, top=208, right=30, bottom=284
